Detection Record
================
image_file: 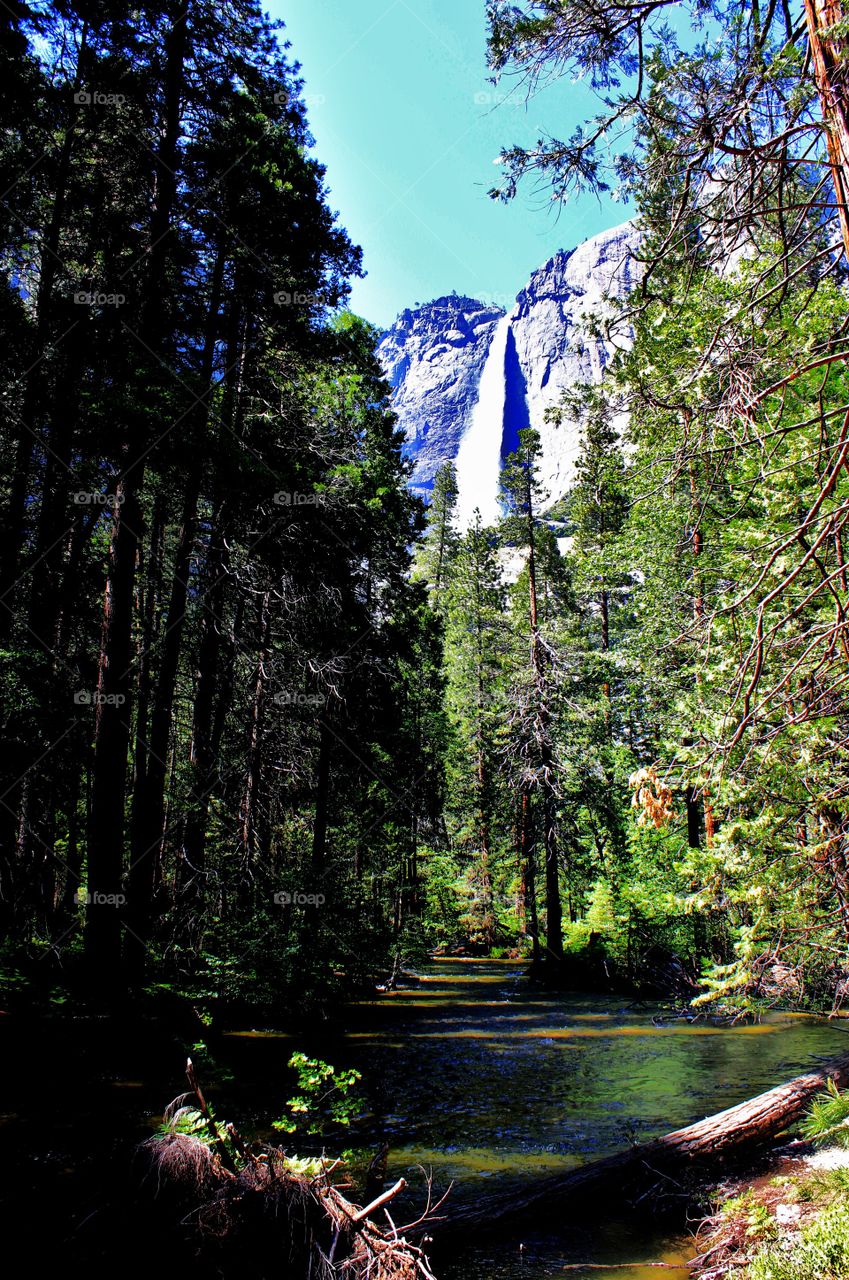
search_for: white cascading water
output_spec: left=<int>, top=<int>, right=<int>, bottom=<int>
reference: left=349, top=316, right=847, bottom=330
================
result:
left=453, top=312, right=511, bottom=531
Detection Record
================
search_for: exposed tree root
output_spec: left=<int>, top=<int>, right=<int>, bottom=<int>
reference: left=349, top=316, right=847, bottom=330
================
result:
left=133, top=1063, right=442, bottom=1280
left=135, top=1131, right=439, bottom=1280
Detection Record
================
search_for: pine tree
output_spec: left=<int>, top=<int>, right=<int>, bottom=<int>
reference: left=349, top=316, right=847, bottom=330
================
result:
left=413, top=462, right=459, bottom=615
left=442, top=512, right=509, bottom=949
left=500, top=430, right=563, bottom=961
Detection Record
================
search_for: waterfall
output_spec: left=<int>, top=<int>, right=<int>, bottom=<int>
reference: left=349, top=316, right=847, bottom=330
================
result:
left=453, top=312, right=511, bottom=531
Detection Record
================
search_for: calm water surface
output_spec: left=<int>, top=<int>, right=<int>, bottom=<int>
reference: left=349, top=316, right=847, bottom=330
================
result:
left=19, top=958, right=847, bottom=1276
left=292, top=957, right=849, bottom=1279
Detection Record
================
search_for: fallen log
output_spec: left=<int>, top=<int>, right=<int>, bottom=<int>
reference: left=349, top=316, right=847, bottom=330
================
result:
left=433, top=1049, right=849, bottom=1239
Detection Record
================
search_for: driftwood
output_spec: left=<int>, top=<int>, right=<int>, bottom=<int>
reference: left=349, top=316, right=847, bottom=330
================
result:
left=136, top=1062, right=441, bottom=1280
left=137, top=1133, right=433, bottom=1280
left=433, top=1049, right=849, bottom=1239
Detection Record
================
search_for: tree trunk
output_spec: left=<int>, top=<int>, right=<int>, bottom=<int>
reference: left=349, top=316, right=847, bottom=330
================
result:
left=475, top=606, right=495, bottom=947
left=686, top=454, right=715, bottom=850
left=125, top=245, right=225, bottom=975
left=178, top=291, right=246, bottom=902
left=434, top=1050, right=849, bottom=1238
left=600, top=586, right=611, bottom=715
left=180, top=515, right=230, bottom=893
left=86, top=480, right=141, bottom=981
left=542, top=781, right=562, bottom=960
left=0, top=39, right=91, bottom=906
left=311, top=718, right=332, bottom=878
left=84, top=4, right=188, bottom=985
left=477, top=744, right=495, bottom=948
left=239, top=592, right=271, bottom=873
left=686, top=786, right=701, bottom=849
left=0, top=30, right=88, bottom=623
left=526, top=473, right=562, bottom=961
left=805, top=0, right=849, bottom=262
left=27, top=367, right=84, bottom=650
left=59, top=752, right=85, bottom=918
left=131, top=491, right=167, bottom=813
left=518, top=788, right=540, bottom=962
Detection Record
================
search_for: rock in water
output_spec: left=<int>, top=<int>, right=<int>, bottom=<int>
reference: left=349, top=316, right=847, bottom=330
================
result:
left=378, top=221, right=642, bottom=520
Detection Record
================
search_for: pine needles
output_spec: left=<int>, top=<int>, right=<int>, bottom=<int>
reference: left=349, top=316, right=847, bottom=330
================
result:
left=800, top=1079, right=849, bottom=1150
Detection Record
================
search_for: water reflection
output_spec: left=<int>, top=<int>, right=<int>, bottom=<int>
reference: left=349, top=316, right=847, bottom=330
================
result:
left=216, top=958, right=849, bottom=1278
left=334, top=958, right=849, bottom=1279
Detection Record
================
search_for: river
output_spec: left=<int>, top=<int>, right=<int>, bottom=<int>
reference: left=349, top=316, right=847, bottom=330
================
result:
left=221, top=956, right=849, bottom=1279
left=5, top=958, right=849, bottom=1277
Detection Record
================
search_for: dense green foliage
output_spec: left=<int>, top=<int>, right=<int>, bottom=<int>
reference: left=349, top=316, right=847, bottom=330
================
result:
left=4, top=0, right=849, bottom=1023
left=272, top=1052, right=363, bottom=1137
left=747, top=1204, right=849, bottom=1280
left=801, top=1081, right=849, bottom=1150
left=403, top=0, right=849, bottom=1011
left=0, top=0, right=437, bottom=1008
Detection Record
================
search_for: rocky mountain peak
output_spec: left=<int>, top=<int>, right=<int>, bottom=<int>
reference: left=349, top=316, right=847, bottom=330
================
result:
left=378, top=220, right=642, bottom=516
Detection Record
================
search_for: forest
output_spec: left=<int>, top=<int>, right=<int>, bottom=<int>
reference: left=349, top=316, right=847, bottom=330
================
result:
left=4, top=1, right=849, bottom=1278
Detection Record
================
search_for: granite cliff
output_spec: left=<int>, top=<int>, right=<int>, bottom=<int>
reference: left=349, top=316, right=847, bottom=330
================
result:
left=377, top=221, right=642, bottom=525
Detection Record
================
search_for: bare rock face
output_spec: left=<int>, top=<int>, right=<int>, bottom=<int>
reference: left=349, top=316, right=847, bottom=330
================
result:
left=377, top=294, right=504, bottom=499
left=378, top=222, right=642, bottom=518
left=508, top=222, right=642, bottom=506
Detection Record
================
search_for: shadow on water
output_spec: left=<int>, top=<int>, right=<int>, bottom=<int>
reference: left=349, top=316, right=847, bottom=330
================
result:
left=4, top=957, right=849, bottom=1279
left=328, top=957, right=849, bottom=1279
left=213, top=957, right=849, bottom=1276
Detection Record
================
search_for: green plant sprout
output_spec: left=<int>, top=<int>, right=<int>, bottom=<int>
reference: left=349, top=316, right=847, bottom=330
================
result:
left=273, top=1053, right=363, bottom=1136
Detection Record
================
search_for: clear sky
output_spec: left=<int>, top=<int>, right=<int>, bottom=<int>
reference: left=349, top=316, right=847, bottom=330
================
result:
left=265, top=0, right=628, bottom=327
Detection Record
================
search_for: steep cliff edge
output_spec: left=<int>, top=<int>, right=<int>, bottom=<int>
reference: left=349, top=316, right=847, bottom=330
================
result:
left=378, top=221, right=642, bottom=517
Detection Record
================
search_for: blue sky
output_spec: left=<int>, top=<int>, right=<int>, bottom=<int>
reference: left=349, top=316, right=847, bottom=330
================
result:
left=266, top=0, right=628, bottom=327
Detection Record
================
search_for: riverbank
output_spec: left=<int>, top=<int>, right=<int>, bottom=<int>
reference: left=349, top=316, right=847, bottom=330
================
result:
left=692, top=1141, right=849, bottom=1279
left=5, top=958, right=849, bottom=1279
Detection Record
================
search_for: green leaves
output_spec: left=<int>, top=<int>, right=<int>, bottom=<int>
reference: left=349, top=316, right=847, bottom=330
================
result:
left=272, top=1053, right=364, bottom=1137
